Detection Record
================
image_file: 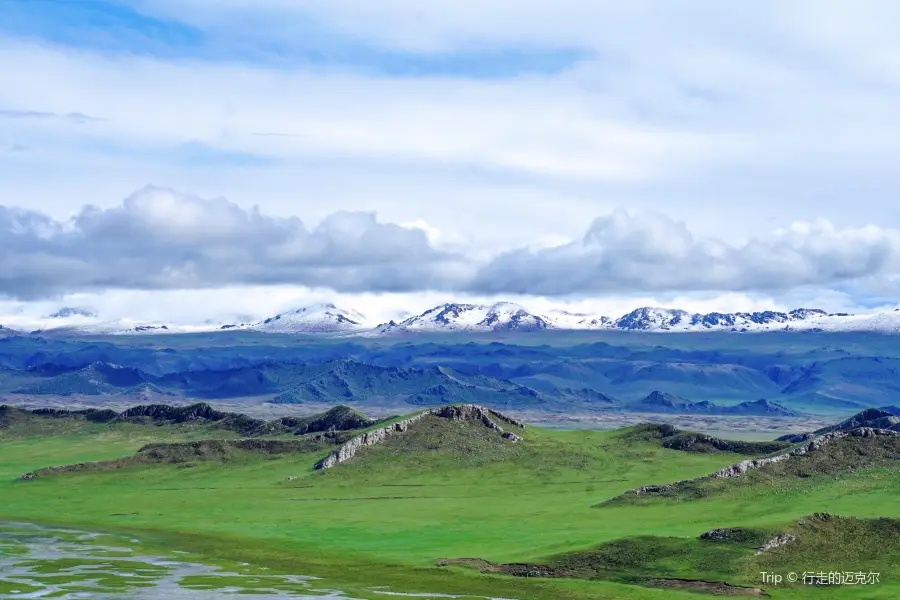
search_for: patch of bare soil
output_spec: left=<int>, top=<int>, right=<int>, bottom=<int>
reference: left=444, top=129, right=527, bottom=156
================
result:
left=650, top=579, right=768, bottom=596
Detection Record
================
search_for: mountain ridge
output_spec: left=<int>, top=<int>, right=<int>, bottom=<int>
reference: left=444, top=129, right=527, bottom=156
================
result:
left=9, top=302, right=900, bottom=337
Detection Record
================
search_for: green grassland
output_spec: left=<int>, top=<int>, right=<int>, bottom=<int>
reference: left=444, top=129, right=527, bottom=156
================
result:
left=1, top=409, right=899, bottom=599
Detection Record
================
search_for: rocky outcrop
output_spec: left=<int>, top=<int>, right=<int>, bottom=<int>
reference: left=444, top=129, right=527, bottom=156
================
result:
left=615, top=427, right=900, bottom=500
left=712, top=427, right=899, bottom=479
left=699, top=528, right=744, bottom=541
left=779, top=408, right=900, bottom=441
left=314, top=404, right=525, bottom=470
left=314, top=413, right=431, bottom=470
left=488, top=408, right=526, bottom=429
left=633, top=483, right=676, bottom=496
left=756, top=533, right=796, bottom=554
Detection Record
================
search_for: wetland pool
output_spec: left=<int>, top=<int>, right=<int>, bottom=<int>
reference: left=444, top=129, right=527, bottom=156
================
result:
left=0, top=523, right=509, bottom=600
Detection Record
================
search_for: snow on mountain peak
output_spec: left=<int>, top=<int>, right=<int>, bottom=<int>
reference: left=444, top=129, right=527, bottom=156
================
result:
left=252, top=303, right=367, bottom=333
left=614, top=307, right=691, bottom=330
left=376, top=301, right=550, bottom=333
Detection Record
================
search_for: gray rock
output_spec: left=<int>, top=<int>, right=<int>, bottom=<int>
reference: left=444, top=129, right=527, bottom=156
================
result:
left=699, top=527, right=744, bottom=541
left=756, top=533, right=796, bottom=554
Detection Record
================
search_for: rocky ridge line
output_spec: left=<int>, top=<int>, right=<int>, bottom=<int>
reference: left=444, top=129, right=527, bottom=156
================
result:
left=617, top=427, right=900, bottom=500
left=314, top=404, right=525, bottom=470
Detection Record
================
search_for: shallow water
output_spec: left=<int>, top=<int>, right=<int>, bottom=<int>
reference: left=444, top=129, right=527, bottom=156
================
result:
left=0, top=523, right=514, bottom=600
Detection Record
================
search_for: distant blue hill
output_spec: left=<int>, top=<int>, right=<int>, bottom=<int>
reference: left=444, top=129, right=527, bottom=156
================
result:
left=0, top=332, right=899, bottom=417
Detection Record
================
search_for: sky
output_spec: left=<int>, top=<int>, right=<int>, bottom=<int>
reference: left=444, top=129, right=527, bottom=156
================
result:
left=2, top=0, right=900, bottom=326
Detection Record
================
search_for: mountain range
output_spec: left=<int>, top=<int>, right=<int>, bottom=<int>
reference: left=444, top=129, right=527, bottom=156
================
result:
left=10, top=301, right=900, bottom=336
left=0, top=354, right=799, bottom=417
left=2, top=328, right=900, bottom=417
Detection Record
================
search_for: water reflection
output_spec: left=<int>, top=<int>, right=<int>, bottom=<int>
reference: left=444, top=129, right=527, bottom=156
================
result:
left=0, top=522, right=351, bottom=599
left=0, top=523, right=517, bottom=600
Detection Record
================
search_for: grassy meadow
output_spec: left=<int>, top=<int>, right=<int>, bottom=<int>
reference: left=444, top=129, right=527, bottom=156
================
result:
left=1, top=412, right=899, bottom=599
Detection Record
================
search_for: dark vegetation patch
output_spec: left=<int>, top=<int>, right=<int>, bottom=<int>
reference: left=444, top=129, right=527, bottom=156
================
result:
left=698, top=528, right=778, bottom=547
left=1, top=402, right=381, bottom=439
left=25, top=435, right=352, bottom=478
left=623, top=423, right=789, bottom=455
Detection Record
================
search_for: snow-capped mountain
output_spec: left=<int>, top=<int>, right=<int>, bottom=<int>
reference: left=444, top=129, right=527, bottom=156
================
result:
left=250, top=303, right=367, bottom=333
left=543, top=309, right=613, bottom=329
left=610, top=307, right=839, bottom=331
left=375, top=302, right=550, bottom=334
left=373, top=304, right=900, bottom=335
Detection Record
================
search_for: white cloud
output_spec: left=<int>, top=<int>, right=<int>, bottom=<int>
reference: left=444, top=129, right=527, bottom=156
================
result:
left=471, top=208, right=900, bottom=295
left=2, top=187, right=900, bottom=307
left=0, top=186, right=466, bottom=299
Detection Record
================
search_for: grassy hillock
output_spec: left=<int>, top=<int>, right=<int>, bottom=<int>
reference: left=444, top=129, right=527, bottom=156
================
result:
left=28, top=436, right=351, bottom=477
left=449, top=513, right=900, bottom=595
left=287, top=404, right=377, bottom=434
left=749, top=514, right=900, bottom=580
left=610, top=427, right=900, bottom=504
left=624, top=423, right=791, bottom=455
left=0, top=402, right=381, bottom=440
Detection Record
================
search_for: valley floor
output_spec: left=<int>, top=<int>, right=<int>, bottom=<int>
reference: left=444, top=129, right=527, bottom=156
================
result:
left=1, top=415, right=898, bottom=599
left=0, top=392, right=833, bottom=439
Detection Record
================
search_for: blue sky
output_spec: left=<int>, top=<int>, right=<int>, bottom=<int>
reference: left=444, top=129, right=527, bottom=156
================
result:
left=2, top=0, right=587, bottom=76
left=2, top=1, right=900, bottom=323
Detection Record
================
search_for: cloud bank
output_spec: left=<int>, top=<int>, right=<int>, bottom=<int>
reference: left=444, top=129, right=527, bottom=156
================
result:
left=1, top=187, right=899, bottom=301
left=471, top=210, right=900, bottom=295
left=0, top=186, right=463, bottom=299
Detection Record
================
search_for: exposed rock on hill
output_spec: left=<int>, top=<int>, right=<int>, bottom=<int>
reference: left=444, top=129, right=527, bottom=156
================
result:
left=314, top=404, right=525, bottom=470
left=755, top=533, right=796, bottom=555
left=712, top=427, right=899, bottom=479
left=776, top=407, right=900, bottom=441
left=611, top=424, right=900, bottom=503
